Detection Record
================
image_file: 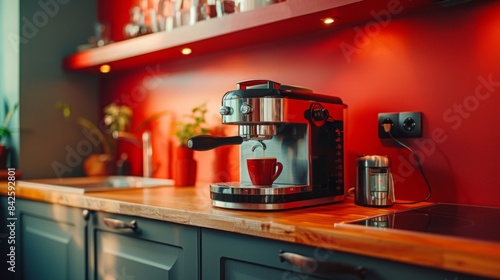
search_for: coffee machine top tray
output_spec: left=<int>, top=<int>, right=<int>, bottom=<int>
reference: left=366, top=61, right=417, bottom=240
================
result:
left=222, top=79, right=344, bottom=104
left=210, top=182, right=344, bottom=211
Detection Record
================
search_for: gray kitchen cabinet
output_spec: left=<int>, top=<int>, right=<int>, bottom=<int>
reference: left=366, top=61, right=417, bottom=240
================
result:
left=2, top=198, right=199, bottom=280
left=7, top=198, right=87, bottom=280
left=201, top=228, right=489, bottom=280
left=2, top=197, right=491, bottom=280
left=88, top=211, right=199, bottom=280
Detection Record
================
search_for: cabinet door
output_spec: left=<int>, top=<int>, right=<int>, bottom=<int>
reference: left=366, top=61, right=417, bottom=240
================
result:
left=14, top=199, right=87, bottom=280
left=89, top=212, right=199, bottom=280
left=201, top=228, right=489, bottom=280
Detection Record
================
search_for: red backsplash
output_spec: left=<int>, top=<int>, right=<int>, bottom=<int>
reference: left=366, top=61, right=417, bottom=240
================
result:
left=100, top=1, right=500, bottom=207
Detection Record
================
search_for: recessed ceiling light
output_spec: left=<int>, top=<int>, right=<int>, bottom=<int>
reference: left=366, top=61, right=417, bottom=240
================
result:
left=323, top=17, right=335, bottom=25
left=181, top=48, right=192, bottom=55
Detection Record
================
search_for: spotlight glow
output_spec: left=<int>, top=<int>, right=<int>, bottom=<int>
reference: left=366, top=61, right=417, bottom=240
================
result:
left=99, top=64, right=111, bottom=73
left=181, top=48, right=192, bottom=55
left=323, top=17, right=335, bottom=25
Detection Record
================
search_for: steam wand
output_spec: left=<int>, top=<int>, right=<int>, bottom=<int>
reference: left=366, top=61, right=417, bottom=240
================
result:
left=251, top=140, right=267, bottom=152
left=187, top=135, right=244, bottom=151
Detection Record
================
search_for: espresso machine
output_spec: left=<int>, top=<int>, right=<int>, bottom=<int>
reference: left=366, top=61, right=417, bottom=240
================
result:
left=188, top=80, right=346, bottom=210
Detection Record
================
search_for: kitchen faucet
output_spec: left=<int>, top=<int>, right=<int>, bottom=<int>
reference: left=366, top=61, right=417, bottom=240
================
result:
left=112, top=131, right=153, bottom=177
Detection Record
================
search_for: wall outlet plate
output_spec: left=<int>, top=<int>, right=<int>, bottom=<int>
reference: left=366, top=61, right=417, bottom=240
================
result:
left=378, top=113, right=399, bottom=138
left=399, top=112, right=422, bottom=138
left=378, top=112, right=422, bottom=138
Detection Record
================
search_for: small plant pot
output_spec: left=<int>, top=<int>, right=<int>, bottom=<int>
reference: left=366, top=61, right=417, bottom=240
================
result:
left=83, top=154, right=117, bottom=176
left=173, top=146, right=197, bottom=186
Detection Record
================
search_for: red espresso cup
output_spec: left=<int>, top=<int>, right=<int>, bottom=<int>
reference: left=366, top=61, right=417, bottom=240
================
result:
left=247, top=157, right=283, bottom=186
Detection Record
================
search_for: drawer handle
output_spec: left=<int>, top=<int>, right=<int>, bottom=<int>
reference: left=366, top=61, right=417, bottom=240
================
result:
left=82, top=209, right=90, bottom=221
left=103, top=217, right=138, bottom=232
left=279, top=250, right=366, bottom=280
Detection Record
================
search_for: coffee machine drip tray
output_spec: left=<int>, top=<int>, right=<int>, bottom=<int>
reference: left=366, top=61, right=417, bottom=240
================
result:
left=209, top=182, right=344, bottom=210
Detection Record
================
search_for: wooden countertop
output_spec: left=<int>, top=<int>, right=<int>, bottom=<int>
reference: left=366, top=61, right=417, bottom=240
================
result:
left=2, top=181, right=499, bottom=279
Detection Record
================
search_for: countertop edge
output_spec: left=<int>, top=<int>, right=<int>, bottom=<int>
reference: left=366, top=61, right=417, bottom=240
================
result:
left=300, top=225, right=500, bottom=279
left=3, top=185, right=298, bottom=243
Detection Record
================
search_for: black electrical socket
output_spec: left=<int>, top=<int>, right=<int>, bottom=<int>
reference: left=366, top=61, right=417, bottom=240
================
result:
left=399, top=112, right=422, bottom=138
left=378, top=113, right=399, bottom=138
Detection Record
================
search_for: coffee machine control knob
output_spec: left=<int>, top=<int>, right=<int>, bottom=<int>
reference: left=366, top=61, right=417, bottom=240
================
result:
left=219, top=106, right=232, bottom=115
left=313, top=108, right=329, bottom=121
left=240, top=102, right=253, bottom=114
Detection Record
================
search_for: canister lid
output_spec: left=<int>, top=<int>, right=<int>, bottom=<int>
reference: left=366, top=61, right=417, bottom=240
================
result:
left=357, top=155, right=390, bottom=167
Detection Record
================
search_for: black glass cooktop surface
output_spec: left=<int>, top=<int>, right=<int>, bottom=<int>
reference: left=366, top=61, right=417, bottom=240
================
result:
left=346, top=203, right=500, bottom=243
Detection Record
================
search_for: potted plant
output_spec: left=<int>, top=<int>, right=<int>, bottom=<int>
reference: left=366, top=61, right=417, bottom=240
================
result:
left=56, top=102, right=132, bottom=176
left=0, top=103, right=18, bottom=169
left=173, top=103, right=209, bottom=186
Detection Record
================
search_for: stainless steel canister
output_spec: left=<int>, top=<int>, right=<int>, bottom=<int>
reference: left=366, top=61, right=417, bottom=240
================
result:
left=355, top=155, right=393, bottom=207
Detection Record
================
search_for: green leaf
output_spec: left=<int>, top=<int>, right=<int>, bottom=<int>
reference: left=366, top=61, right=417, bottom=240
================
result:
left=175, top=102, right=210, bottom=146
left=2, top=103, right=18, bottom=128
left=76, top=117, right=111, bottom=154
left=0, top=127, right=11, bottom=137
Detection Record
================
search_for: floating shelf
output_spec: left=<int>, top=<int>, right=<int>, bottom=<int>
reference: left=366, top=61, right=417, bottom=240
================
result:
left=62, top=0, right=438, bottom=74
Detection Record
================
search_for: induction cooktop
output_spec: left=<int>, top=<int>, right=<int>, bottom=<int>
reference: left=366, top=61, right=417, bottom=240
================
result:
left=341, top=203, right=500, bottom=243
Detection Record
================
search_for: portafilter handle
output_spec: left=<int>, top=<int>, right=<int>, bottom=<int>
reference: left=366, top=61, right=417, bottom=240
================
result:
left=187, top=135, right=244, bottom=151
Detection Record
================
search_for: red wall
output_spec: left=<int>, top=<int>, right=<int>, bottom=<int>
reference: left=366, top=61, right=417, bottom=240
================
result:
left=97, top=0, right=139, bottom=42
left=100, top=1, right=500, bottom=207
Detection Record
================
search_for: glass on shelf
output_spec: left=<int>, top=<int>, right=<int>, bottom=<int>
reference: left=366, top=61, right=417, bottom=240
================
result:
left=124, top=6, right=153, bottom=38
left=122, top=0, right=286, bottom=38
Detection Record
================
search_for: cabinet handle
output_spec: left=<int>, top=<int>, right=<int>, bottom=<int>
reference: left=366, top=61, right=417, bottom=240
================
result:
left=82, top=209, right=90, bottom=226
left=103, top=217, right=138, bottom=232
left=279, top=250, right=366, bottom=280
left=82, top=210, right=90, bottom=221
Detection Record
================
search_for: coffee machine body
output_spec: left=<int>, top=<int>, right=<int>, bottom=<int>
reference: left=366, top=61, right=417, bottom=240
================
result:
left=205, top=80, right=347, bottom=210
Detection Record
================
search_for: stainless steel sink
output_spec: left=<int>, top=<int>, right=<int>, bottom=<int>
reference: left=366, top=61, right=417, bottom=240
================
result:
left=19, top=176, right=174, bottom=193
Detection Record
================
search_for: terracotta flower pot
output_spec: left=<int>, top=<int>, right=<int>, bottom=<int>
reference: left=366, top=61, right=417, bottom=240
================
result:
left=173, top=146, right=197, bottom=186
left=83, top=154, right=116, bottom=176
